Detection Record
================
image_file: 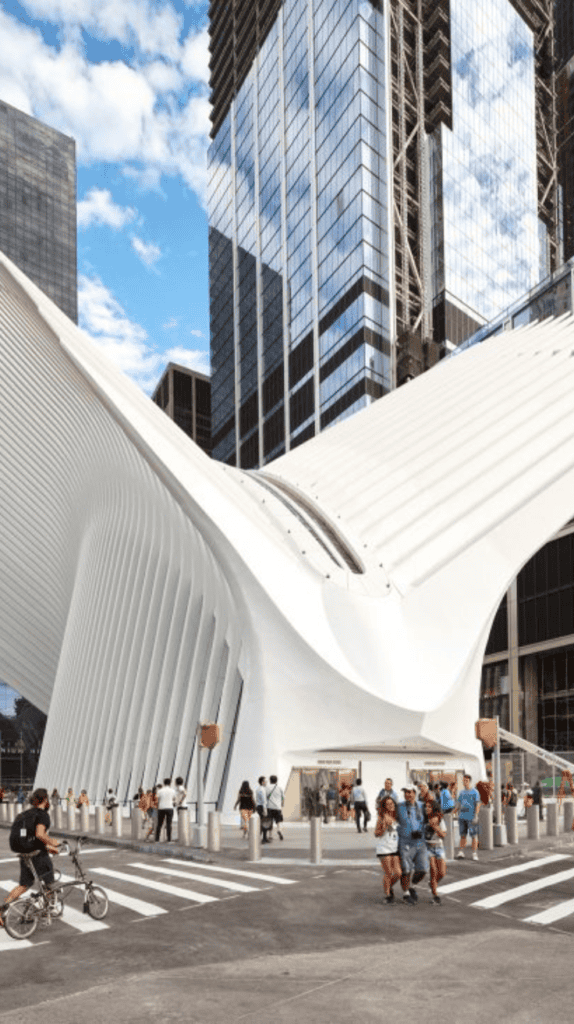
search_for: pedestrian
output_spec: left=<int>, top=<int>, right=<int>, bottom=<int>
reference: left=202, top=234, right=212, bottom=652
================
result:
left=376, top=778, right=399, bottom=808
left=317, top=783, right=329, bottom=824
left=255, top=776, right=272, bottom=842
left=532, top=779, right=544, bottom=821
left=137, top=789, right=150, bottom=830
left=396, top=784, right=428, bottom=905
left=374, top=796, right=401, bottom=904
left=234, top=781, right=255, bottom=837
left=105, top=788, right=118, bottom=826
left=50, top=788, right=60, bottom=809
left=455, top=774, right=481, bottom=861
left=266, top=775, right=285, bottom=840
left=351, top=777, right=370, bottom=833
left=76, top=789, right=89, bottom=809
left=155, top=777, right=176, bottom=842
left=145, top=788, right=158, bottom=840
left=505, top=781, right=518, bottom=808
left=65, top=787, right=75, bottom=806
left=423, top=795, right=446, bottom=904
left=339, top=780, right=351, bottom=821
left=438, top=781, right=455, bottom=814
left=326, top=781, right=338, bottom=820
left=174, top=776, right=187, bottom=809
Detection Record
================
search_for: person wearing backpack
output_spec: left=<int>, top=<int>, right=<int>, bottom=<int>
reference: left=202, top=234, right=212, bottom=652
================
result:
left=1, top=788, right=59, bottom=926
left=439, top=782, right=455, bottom=814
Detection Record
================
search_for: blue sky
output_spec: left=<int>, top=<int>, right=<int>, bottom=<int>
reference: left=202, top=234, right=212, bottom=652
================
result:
left=0, top=0, right=211, bottom=392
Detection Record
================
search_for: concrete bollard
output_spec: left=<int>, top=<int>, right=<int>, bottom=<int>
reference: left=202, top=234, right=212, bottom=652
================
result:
left=178, top=807, right=190, bottom=846
left=53, top=803, right=62, bottom=829
left=563, top=800, right=574, bottom=833
left=310, top=816, right=322, bottom=864
left=527, top=803, right=539, bottom=839
left=478, top=805, right=493, bottom=851
left=505, top=805, right=518, bottom=844
left=95, top=805, right=105, bottom=834
left=493, top=821, right=507, bottom=846
left=7, top=802, right=15, bottom=823
left=112, top=804, right=122, bottom=838
left=131, top=806, right=140, bottom=840
left=546, top=800, right=558, bottom=837
left=0, top=802, right=7, bottom=822
left=80, top=804, right=90, bottom=833
left=208, top=811, right=221, bottom=852
left=248, top=812, right=261, bottom=862
left=16, top=802, right=23, bottom=815
left=443, top=813, right=455, bottom=860
left=67, top=804, right=76, bottom=832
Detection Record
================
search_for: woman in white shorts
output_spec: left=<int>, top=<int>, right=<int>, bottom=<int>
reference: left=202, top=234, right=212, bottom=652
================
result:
left=374, top=797, right=401, bottom=904
left=424, top=802, right=446, bottom=905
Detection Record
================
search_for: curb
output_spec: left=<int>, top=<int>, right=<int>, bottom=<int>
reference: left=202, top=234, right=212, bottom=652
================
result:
left=0, top=821, right=214, bottom=863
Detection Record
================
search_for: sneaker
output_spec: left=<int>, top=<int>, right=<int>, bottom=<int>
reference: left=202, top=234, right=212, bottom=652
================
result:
left=278, top=831, right=284, bottom=840
left=385, top=894, right=396, bottom=904
left=408, top=887, right=418, bottom=903
left=403, top=893, right=416, bottom=905
left=431, top=895, right=442, bottom=905
left=472, top=852, right=478, bottom=861
left=456, top=851, right=465, bottom=859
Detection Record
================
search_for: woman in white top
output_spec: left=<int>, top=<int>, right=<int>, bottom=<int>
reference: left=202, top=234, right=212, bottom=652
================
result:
left=374, top=797, right=401, bottom=904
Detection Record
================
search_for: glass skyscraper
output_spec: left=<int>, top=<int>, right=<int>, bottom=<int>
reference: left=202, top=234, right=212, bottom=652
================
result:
left=208, top=0, right=558, bottom=468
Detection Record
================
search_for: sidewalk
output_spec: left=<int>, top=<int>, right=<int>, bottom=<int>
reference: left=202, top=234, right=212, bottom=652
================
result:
left=3, top=814, right=573, bottom=867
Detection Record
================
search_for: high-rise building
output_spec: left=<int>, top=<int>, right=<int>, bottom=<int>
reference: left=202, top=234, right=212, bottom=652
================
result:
left=152, top=362, right=212, bottom=456
left=557, top=0, right=574, bottom=263
left=0, top=100, right=77, bottom=322
left=208, top=0, right=558, bottom=468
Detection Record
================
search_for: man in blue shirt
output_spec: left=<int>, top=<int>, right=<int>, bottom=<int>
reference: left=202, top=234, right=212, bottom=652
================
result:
left=376, top=778, right=399, bottom=810
left=455, top=774, right=481, bottom=861
left=396, top=784, right=428, bottom=905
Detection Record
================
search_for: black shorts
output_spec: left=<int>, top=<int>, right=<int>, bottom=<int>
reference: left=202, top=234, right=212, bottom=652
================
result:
left=268, top=809, right=283, bottom=824
left=19, top=850, right=54, bottom=889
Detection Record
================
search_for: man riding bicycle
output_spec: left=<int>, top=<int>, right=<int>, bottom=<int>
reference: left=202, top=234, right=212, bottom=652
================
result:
left=1, top=788, right=59, bottom=926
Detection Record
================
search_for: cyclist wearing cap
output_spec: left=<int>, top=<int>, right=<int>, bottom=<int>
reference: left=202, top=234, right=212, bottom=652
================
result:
left=0, top=788, right=58, bottom=926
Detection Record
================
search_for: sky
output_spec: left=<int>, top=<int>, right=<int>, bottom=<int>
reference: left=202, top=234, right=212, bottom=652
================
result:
left=0, top=0, right=212, bottom=394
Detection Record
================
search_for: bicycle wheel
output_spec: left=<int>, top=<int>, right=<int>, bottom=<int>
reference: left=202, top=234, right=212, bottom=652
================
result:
left=4, top=899, right=38, bottom=940
left=86, top=885, right=108, bottom=919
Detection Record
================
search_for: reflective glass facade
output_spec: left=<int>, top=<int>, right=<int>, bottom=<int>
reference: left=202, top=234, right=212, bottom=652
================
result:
left=208, top=0, right=392, bottom=466
left=431, top=0, right=540, bottom=328
left=0, top=100, right=77, bottom=323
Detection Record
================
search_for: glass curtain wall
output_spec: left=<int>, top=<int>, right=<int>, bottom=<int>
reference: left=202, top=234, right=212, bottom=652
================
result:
left=431, top=0, right=540, bottom=329
left=208, top=0, right=392, bottom=467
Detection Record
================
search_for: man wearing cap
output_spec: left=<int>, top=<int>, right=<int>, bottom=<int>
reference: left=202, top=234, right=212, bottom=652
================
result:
left=396, top=784, right=428, bottom=905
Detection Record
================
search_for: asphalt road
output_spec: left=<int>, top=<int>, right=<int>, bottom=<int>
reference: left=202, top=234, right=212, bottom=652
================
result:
left=1, top=833, right=574, bottom=1023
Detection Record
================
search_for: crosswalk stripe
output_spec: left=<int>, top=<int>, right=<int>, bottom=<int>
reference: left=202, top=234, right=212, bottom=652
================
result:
left=439, top=855, right=570, bottom=894
left=59, top=873, right=166, bottom=918
left=91, top=867, right=218, bottom=903
left=471, top=867, right=574, bottom=909
left=522, top=897, right=574, bottom=925
left=160, top=859, right=296, bottom=885
left=0, top=927, right=35, bottom=950
left=130, top=862, right=260, bottom=892
left=0, top=880, right=107, bottom=934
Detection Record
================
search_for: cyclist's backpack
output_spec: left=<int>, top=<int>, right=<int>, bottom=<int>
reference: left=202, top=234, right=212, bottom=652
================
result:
left=9, top=809, right=40, bottom=853
left=440, top=789, right=455, bottom=814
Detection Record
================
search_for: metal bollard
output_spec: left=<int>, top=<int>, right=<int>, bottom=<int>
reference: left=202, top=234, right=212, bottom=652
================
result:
left=53, top=803, right=62, bottom=830
left=208, top=811, right=221, bottom=852
left=80, top=804, right=90, bottom=833
left=443, top=812, right=454, bottom=860
left=526, top=803, right=539, bottom=839
left=178, top=807, right=190, bottom=846
left=67, top=804, right=76, bottom=832
left=248, top=812, right=261, bottom=861
left=95, top=805, right=105, bottom=834
left=131, top=806, right=140, bottom=840
left=310, top=816, right=322, bottom=864
left=505, top=805, right=518, bottom=844
left=112, top=805, right=122, bottom=838
left=563, top=800, right=574, bottom=833
left=546, top=800, right=558, bottom=837
left=478, top=805, right=493, bottom=851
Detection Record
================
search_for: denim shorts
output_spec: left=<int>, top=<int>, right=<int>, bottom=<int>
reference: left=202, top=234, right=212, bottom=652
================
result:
left=459, top=818, right=478, bottom=838
left=426, top=844, right=445, bottom=860
left=399, top=840, right=429, bottom=875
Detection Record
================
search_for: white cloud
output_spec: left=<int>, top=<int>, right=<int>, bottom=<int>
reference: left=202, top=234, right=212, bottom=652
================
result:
left=165, top=346, right=210, bottom=375
left=190, top=329, right=203, bottom=337
left=131, top=236, right=163, bottom=269
left=77, top=186, right=137, bottom=229
left=0, top=9, right=211, bottom=203
left=163, top=317, right=179, bottom=329
left=78, top=273, right=164, bottom=391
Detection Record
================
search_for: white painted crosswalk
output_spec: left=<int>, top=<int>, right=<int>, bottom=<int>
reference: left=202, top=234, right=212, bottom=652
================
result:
left=0, top=855, right=300, bottom=948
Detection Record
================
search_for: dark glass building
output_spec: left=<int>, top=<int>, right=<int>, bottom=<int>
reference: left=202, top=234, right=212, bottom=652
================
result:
left=152, top=363, right=212, bottom=457
left=207, top=0, right=559, bottom=467
left=0, top=100, right=77, bottom=323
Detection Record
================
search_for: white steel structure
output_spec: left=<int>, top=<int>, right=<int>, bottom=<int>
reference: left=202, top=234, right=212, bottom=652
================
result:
left=1, top=250, right=574, bottom=810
